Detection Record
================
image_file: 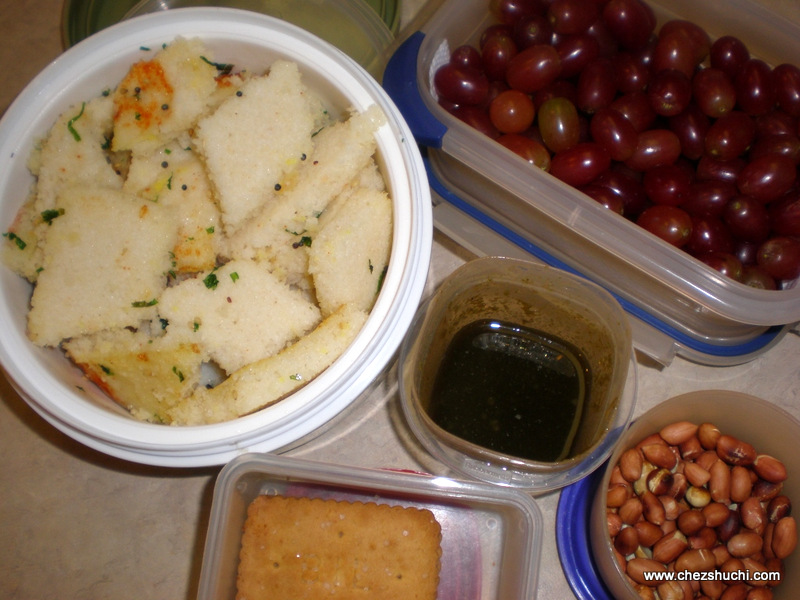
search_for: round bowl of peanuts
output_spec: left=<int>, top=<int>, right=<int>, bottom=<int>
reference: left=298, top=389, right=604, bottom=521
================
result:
left=0, top=8, right=432, bottom=466
left=590, top=390, right=800, bottom=600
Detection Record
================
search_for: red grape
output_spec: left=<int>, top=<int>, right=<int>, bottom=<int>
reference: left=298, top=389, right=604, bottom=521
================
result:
left=685, top=215, right=734, bottom=255
left=637, top=204, right=692, bottom=247
left=590, top=107, right=638, bottom=161
left=538, top=96, right=580, bottom=152
left=647, top=69, right=692, bottom=117
left=704, top=111, right=756, bottom=161
left=692, top=68, right=736, bottom=119
left=709, top=35, right=749, bottom=80
left=757, top=236, right=800, bottom=281
left=722, top=194, right=771, bottom=242
left=548, top=0, right=598, bottom=35
left=434, top=63, right=490, bottom=106
left=577, top=57, right=617, bottom=114
left=602, top=0, right=655, bottom=52
left=773, top=63, right=800, bottom=118
left=497, top=133, right=552, bottom=170
left=643, top=163, right=692, bottom=206
left=506, top=44, right=562, bottom=93
left=668, top=103, right=710, bottom=161
left=489, top=89, right=536, bottom=133
left=698, top=252, right=744, bottom=281
left=736, top=154, right=797, bottom=202
left=549, top=142, right=611, bottom=186
left=625, top=129, right=682, bottom=171
left=735, top=59, right=776, bottom=116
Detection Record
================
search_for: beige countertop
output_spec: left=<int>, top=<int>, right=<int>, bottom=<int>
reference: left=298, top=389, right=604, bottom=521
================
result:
left=2, top=1, right=800, bottom=598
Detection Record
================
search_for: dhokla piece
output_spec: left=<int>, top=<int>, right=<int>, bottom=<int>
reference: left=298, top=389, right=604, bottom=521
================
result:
left=236, top=496, right=442, bottom=600
left=227, top=104, right=387, bottom=288
left=32, top=94, right=123, bottom=216
left=166, top=303, right=367, bottom=425
left=157, top=259, right=321, bottom=375
left=63, top=326, right=205, bottom=424
left=111, top=37, right=220, bottom=156
left=308, top=185, right=393, bottom=316
left=27, top=187, right=177, bottom=347
left=194, top=60, right=327, bottom=231
left=124, top=137, right=221, bottom=273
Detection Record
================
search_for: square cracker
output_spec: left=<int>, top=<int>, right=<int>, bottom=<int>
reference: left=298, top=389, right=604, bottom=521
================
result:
left=236, top=496, right=442, bottom=600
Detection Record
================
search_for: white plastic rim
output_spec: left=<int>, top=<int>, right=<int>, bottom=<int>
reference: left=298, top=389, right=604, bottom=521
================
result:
left=0, top=8, right=432, bottom=467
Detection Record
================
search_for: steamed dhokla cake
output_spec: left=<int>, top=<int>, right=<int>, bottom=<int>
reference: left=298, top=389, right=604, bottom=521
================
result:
left=123, top=135, right=222, bottom=274
left=111, top=37, right=220, bottom=156
left=165, top=303, right=368, bottom=425
left=157, top=258, right=321, bottom=375
left=236, top=496, right=442, bottom=600
left=27, top=187, right=177, bottom=347
left=194, top=60, right=328, bottom=232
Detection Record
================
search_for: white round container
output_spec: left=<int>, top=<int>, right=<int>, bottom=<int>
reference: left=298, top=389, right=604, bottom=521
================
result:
left=0, top=8, right=432, bottom=467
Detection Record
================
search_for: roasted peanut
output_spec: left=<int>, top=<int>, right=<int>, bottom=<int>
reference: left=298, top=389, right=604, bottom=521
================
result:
left=656, top=580, right=685, bottom=600
left=753, top=454, right=787, bottom=484
left=720, top=583, right=750, bottom=600
left=698, top=422, right=721, bottom=450
left=677, top=509, right=706, bottom=535
left=717, top=510, right=742, bottom=543
left=608, top=483, right=632, bottom=508
left=766, top=495, right=791, bottom=523
left=720, top=557, right=746, bottom=573
left=709, top=459, right=731, bottom=504
left=764, top=557, right=784, bottom=587
left=660, top=421, right=699, bottom=446
left=653, top=530, right=689, bottom=564
left=620, top=496, right=644, bottom=525
left=730, top=465, right=753, bottom=503
left=641, top=490, right=666, bottom=525
left=712, top=543, right=731, bottom=566
left=642, top=443, right=678, bottom=470
left=626, top=557, right=665, bottom=586
left=740, top=496, right=767, bottom=535
left=615, top=525, right=640, bottom=556
left=620, top=447, right=644, bottom=482
left=647, top=468, right=674, bottom=496
left=716, top=435, right=757, bottom=466
left=741, top=557, right=769, bottom=587
left=680, top=435, right=704, bottom=461
left=688, top=526, right=717, bottom=550
left=608, top=511, right=623, bottom=537
left=727, top=531, right=763, bottom=558
left=684, top=461, right=712, bottom=488
left=702, top=502, right=731, bottom=528
left=635, top=520, right=665, bottom=548
left=686, top=485, right=712, bottom=508
left=746, top=588, right=774, bottom=600
left=771, top=516, right=798, bottom=559
left=675, top=548, right=716, bottom=572
left=752, top=479, right=783, bottom=502
left=700, top=578, right=725, bottom=599
left=659, top=495, right=681, bottom=521
left=667, top=472, right=689, bottom=500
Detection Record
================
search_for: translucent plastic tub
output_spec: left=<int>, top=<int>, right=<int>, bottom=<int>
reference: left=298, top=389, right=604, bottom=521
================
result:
left=198, top=453, right=543, bottom=599
left=383, top=0, right=800, bottom=365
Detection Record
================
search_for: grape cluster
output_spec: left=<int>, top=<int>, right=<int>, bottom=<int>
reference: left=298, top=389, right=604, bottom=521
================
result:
left=433, top=0, right=800, bottom=288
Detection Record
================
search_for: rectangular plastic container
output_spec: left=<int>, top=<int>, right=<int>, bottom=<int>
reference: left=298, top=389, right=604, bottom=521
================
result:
left=383, top=0, right=800, bottom=366
left=197, top=453, right=543, bottom=600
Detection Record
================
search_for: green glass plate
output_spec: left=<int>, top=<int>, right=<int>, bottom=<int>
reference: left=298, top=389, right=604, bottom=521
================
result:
left=61, top=0, right=400, bottom=48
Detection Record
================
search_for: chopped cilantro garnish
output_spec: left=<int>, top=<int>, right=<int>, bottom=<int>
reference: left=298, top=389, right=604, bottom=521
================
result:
left=41, top=208, right=64, bottom=225
left=290, top=374, right=303, bottom=381
left=67, top=102, right=86, bottom=142
left=200, top=55, right=233, bottom=75
left=206, top=226, right=215, bottom=234
left=377, top=265, right=388, bottom=294
left=3, top=231, right=26, bottom=250
left=132, top=298, right=158, bottom=307
left=292, top=236, right=312, bottom=249
left=172, top=366, right=185, bottom=382
left=100, top=365, right=113, bottom=376
left=203, top=272, right=219, bottom=290
left=230, top=272, right=239, bottom=283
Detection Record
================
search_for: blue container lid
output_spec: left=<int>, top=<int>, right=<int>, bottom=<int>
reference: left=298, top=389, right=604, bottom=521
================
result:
left=556, top=464, right=615, bottom=600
